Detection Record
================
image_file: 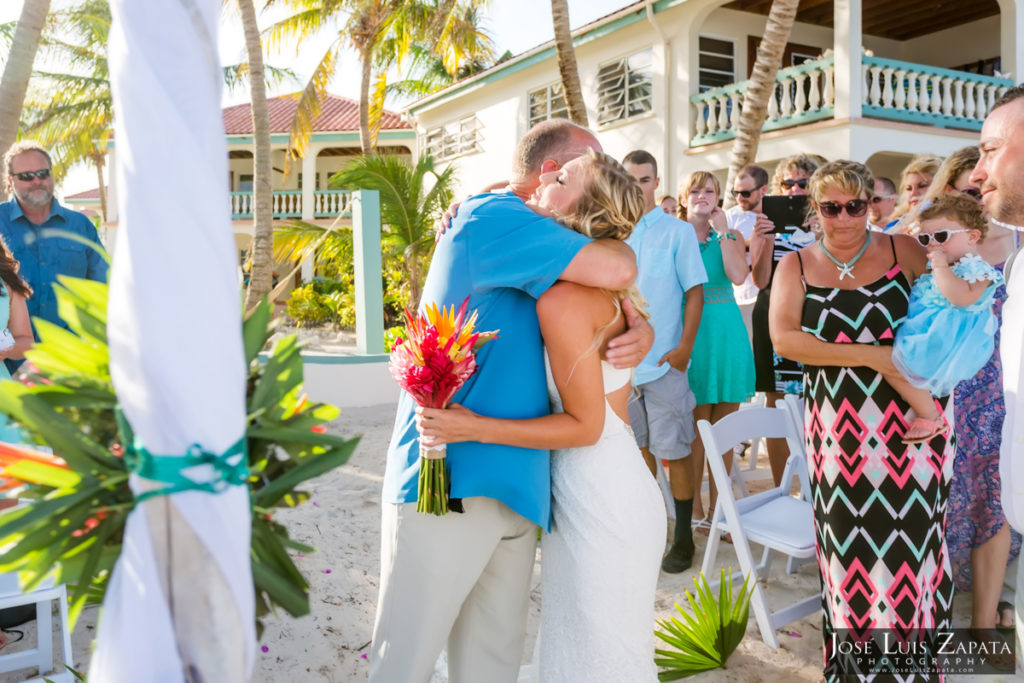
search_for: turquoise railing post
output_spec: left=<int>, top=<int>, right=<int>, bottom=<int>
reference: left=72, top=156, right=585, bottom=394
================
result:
left=352, top=189, right=386, bottom=355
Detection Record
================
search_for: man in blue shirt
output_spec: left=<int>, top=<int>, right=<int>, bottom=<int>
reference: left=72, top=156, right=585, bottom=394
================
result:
left=370, top=121, right=652, bottom=682
left=623, top=150, right=707, bottom=573
left=1, top=142, right=108, bottom=346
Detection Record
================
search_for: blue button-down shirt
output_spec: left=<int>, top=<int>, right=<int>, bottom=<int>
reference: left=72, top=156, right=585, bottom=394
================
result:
left=626, top=207, right=707, bottom=386
left=0, top=199, right=108, bottom=332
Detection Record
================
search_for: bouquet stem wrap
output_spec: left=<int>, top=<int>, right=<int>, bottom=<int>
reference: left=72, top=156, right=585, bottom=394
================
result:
left=388, top=298, right=497, bottom=516
left=417, top=444, right=449, bottom=515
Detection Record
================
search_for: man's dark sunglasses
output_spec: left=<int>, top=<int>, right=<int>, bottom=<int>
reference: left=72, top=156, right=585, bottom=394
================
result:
left=781, top=178, right=809, bottom=189
left=959, top=187, right=982, bottom=200
left=818, top=199, right=869, bottom=218
left=12, top=168, right=51, bottom=182
left=731, top=184, right=765, bottom=199
left=870, top=195, right=895, bottom=204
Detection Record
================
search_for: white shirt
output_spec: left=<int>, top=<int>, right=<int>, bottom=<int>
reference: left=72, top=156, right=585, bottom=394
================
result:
left=725, top=205, right=759, bottom=304
left=1001, top=255, right=1024, bottom=532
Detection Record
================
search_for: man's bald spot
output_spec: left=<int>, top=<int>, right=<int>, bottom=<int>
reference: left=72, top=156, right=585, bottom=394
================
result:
left=512, top=119, right=601, bottom=182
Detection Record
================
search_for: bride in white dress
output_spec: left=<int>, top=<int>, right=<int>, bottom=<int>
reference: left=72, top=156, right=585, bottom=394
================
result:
left=417, top=149, right=664, bottom=682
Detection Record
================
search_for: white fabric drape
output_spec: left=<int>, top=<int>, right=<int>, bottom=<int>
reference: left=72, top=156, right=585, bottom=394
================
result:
left=89, top=0, right=253, bottom=680
left=1001, top=261, right=1024, bottom=532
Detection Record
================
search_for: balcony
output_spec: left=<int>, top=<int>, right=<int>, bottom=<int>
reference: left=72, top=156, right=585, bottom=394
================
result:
left=689, top=56, right=1013, bottom=147
left=229, top=189, right=352, bottom=220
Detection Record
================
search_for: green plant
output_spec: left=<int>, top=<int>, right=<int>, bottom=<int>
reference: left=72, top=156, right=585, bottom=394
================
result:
left=654, top=570, right=753, bottom=680
left=0, top=277, right=358, bottom=633
left=286, top=283, right=334, bottom=327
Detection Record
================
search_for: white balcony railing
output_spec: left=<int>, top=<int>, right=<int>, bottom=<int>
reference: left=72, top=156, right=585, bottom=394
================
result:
left=229, top=189, right=352, bottom=220
left=689, top=55, right=1014, bottom=147
left=861, top=57, right=1012, bottom=131
left=691, top=56, right=836, bottom=146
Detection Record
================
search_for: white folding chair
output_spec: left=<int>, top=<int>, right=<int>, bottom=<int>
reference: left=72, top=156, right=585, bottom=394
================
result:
left=697, top=405, right=818, bottom=648
left=0, top=572, right=73, bottom=682
left=729, top=393, right=774, bottom=498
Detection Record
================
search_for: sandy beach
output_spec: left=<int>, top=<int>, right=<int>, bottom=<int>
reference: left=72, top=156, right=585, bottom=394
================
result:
left=0, top=401, right=1010, bottom=682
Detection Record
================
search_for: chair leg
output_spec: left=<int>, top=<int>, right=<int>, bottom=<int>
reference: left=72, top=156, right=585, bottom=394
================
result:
left=35, top=596, right=52, bottom=676
left=700, top=507, right=724, bottom=579
left=655, top=462, right=675, bottom=519
left=57, top=585, right=72, bottom=669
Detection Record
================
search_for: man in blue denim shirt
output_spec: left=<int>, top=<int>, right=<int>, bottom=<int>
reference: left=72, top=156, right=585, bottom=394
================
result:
left=1, top=141, right=108, bottom=338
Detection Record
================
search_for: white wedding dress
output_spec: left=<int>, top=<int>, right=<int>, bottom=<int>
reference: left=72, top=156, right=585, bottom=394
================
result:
left=539, top=354, right=665, bottom=682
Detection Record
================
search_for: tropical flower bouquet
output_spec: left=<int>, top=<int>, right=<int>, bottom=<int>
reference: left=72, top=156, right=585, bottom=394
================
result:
left=388, top=297, right=496, bottom=515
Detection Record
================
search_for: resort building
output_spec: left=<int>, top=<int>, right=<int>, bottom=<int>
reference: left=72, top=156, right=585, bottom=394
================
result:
left=65, top=93, right=416, bottom=256
left=405, top=0, right=1022, bottom=196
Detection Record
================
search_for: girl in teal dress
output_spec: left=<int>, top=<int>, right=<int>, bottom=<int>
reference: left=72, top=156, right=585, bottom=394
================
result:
left=890, top=194, right=1001, bottom=443
left=679, top=171, right=755, bottom=525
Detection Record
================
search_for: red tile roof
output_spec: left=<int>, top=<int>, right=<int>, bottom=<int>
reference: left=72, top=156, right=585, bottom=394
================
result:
left=223, top=93, right=411, bottom=135
left=65, top=187, right=101, bottom=200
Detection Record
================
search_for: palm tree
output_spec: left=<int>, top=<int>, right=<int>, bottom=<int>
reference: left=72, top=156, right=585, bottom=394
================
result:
left=275, top=154, right=454, bottom=310
left=0, top=0, right=51, bottom=201
left=235, top=0, right=276, bottom=310
left=264, top=0, right=493, bottom=159
left=549, top=0, right=587, bottom=126
left=722, top=0, right=799, bottom=209
left=21, top=0, right=111, bottom=221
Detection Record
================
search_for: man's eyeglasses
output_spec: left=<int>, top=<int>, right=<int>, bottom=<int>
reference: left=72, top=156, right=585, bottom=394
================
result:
left=817, top=199, right=869, bottom=218
left=871, top=195, right=895, bottom=204
left=915, top=228, right=970, bottom=247
left=958, top=187, right=982, bottom=200
left=11, top=168, right=51, bottom=182
left=781, top=178, right=809, bottom=190
left=731, top=184, right=764, bottom=199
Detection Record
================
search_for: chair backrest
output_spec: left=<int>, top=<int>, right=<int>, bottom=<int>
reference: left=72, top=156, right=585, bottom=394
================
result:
left=703, top=405, right=803, bottom=461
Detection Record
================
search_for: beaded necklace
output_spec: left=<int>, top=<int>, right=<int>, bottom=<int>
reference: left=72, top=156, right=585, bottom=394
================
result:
left=817, top=231, right=872, bottom=280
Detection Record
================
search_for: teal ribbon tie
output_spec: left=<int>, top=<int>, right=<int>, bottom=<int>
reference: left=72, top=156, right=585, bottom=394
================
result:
left=124, top=438, right=248, bottom=504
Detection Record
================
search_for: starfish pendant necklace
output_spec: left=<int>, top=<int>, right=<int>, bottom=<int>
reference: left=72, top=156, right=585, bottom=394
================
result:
left=817, top=232, right=872, bottom=280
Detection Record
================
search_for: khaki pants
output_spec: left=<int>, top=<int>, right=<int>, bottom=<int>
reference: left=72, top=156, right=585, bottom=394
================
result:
left=369, top=497, right=538, bottom=683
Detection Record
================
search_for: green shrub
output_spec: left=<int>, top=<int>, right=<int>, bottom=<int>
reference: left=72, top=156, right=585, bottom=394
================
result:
left=286, top=284, right=334, bottom=327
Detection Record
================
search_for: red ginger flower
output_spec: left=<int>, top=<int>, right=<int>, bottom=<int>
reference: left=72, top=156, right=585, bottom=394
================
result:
left=389, top=297, right=496, bottom=408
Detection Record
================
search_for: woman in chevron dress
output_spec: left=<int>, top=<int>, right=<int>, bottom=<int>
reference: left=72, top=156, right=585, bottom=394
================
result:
left=770, top=161, right=954, bottom=681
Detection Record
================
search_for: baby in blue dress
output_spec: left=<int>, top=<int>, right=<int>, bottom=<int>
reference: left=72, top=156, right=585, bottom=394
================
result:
left=890, top=194, right=1002, bottom=444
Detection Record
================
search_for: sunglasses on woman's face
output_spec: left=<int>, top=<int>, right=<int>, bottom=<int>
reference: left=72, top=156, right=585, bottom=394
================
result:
left=958, top=187, right=982, bottom=200
left=781, top=178, right=809, bottom=189
left=11, top=168, right=51, bottom=182
left=817, top=199, right=869, bottom=218
left=731, top=184, right=764, bottom=199
left=915, top=228, right=970, bottom=247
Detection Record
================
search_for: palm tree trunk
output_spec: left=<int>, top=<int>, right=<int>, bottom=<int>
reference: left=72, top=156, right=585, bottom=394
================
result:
left=358, top=50, right=374, bottom=156
left=549, top=0, right=588, bottom=127
left=0, top=0, right=51, bottom=202
left=92, top=152, right=108, bottom=225
left=240, top=0, right=275, bottom=311
left=723, top=0, right=799, bottom=209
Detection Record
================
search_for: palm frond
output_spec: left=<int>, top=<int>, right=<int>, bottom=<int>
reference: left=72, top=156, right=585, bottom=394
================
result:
left=654, top=570, right=752, bottom=680
left=285, top=43, right=339, bottom=171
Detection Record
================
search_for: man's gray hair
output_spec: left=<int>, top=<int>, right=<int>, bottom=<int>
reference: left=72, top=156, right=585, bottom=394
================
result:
left=4, top=140, right=53, bottom=194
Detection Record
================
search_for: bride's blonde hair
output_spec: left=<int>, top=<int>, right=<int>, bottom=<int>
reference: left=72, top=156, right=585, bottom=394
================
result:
left=556, top=149, right=649, bottom=364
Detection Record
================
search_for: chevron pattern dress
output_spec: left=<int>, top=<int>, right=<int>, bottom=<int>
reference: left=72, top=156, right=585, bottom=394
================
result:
left=800, top=249, right=954, bottom=682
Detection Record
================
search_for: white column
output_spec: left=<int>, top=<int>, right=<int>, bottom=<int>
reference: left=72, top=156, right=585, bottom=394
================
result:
left=300, top=144, right=317, bottom=282
left=833, top=0, right=863, bottom=119
left=999, top=0, right=1024, bottom=85
left=301, top=145, right=317, bottom=222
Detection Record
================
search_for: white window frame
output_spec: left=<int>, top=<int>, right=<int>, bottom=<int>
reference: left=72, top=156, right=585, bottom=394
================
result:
left=424, top=115, right=483, bottom=161
left=595, top=48, right=654, bottom=127
left=527, top=82, right=569, bottom=128
left=697, top=34, right=736, bottom=93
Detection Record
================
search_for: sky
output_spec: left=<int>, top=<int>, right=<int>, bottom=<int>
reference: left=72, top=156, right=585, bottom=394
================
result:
left=1, top=0, right=633, bottom=194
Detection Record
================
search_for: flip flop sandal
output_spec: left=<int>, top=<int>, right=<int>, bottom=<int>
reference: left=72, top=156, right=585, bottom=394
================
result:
left=997, top=600, right=1015, bottom=633
left=691, top=517, right=711, bottom=533
left=902, top=417, right=948, bottom=445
